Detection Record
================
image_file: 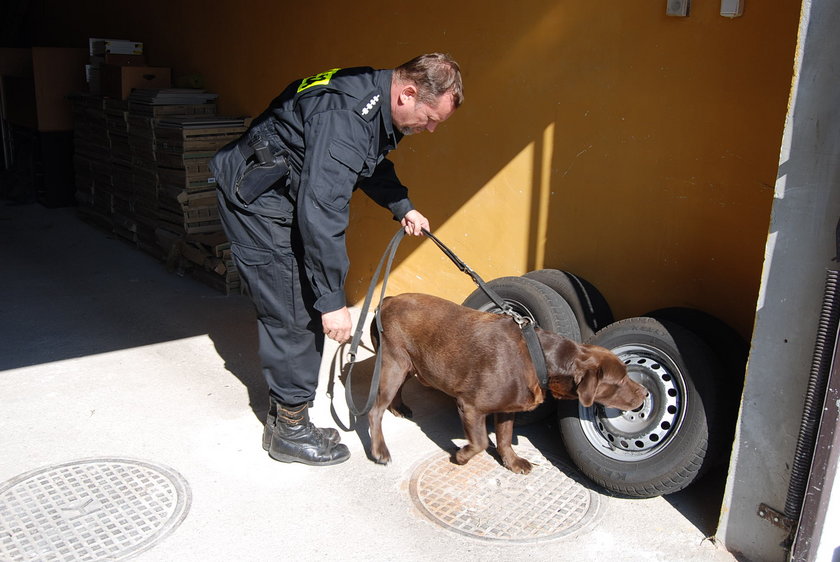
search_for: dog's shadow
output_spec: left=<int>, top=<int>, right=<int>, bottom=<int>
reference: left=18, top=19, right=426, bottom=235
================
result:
left=326, top=344, right=567, bottom=468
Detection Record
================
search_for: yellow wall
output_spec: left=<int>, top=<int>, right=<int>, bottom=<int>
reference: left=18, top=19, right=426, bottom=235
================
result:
left=37, top=1, right=801, bottom=339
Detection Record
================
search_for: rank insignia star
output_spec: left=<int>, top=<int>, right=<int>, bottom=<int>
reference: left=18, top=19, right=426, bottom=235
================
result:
left=361, top=94, right=381, bottom=116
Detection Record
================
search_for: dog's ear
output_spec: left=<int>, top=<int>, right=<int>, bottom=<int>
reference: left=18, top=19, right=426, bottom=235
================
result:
left=576, top=367, right=600, bottom=407
left=547, top=375, right=577, bottom=400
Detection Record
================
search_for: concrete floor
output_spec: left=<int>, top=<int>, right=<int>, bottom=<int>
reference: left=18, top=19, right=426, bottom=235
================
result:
left=0, top=202, right=739, bottom=561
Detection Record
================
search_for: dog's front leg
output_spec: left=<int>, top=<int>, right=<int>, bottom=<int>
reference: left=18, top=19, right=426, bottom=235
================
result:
left=454, top=400, right=489, bottom=466
left=494, top=412, right=532, bottom=474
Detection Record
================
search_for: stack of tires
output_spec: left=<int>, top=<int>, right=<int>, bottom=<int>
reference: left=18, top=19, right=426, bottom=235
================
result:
left=462, top=270, right=747, bottom=498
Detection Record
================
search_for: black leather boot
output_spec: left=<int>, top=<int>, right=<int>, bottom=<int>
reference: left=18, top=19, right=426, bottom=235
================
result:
left=262, top=396, right=340, bottom=451
left=268, top=401, right=350, bottom=466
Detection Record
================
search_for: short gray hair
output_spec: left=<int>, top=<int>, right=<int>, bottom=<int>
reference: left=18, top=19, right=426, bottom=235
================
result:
left=394, top=53, right=463, bottom=107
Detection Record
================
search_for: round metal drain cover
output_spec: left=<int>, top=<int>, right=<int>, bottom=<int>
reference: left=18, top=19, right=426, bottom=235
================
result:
left=0, top=457, right=190, bottom=561
left=409, top=448, right=601, bottom=542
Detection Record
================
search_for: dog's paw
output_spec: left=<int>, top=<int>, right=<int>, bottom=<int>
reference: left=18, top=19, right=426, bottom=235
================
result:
left=371, top=448, right=392, bottom=466
left=388, top=403, right=413, bottom=419
left=504, top=456, right=533, bottom=475
left=454, top=446, right=480, bottom=465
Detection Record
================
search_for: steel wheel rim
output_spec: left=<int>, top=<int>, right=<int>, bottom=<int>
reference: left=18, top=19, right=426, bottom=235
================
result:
left=577, top=343, right=687, bottom=461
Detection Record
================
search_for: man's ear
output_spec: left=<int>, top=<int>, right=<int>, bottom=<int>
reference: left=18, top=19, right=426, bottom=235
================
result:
left=576, top=368, right=600, bottom=407
left=399, top=85, right=417, bottom=104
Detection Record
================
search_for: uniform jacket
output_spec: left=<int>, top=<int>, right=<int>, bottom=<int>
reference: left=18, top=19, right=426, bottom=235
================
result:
left=210, top=67, right=414, bottom=313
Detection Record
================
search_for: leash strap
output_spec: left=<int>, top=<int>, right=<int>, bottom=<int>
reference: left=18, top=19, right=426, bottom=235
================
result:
left=421, top=228, right=510, bottom=312
left=344, top=228, right=405, bottom=416
left=422, top=228, right=548, bottom=389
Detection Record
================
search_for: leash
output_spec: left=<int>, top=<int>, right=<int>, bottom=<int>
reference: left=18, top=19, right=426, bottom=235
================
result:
left=343, top=227, right=549, bottom=418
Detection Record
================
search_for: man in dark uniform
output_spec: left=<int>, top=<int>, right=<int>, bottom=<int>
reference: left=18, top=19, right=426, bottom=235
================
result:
left=210, top=53, right=463, bottom=466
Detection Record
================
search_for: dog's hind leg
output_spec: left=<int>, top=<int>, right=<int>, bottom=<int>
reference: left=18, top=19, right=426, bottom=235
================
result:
left=454, top=400, right=490, bottom=466
left=493, top=412, right=533, bottom=474
left=368, top=352, right=410, bottom=465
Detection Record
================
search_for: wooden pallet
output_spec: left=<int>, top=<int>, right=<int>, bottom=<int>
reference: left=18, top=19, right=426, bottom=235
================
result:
left=155, top=126, right=245, bottom=154
left=128, top=102, right=217, bottom=117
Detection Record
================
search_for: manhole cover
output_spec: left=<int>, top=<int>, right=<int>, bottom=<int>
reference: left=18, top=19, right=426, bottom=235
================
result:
left=409, top=447, right=601, bottom=543
left=0, top=457, right=190, bottom=561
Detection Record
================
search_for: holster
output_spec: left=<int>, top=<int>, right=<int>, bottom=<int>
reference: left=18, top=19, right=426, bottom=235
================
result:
left=234, top=137, right=290, bottom=205
left=209, top=136, right=290, bottom=208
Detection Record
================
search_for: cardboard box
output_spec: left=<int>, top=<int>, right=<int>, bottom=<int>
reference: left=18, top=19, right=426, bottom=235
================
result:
left=101, top=65, right=171, bottom=100
left=89, top=38, right=143, bottom=56
left=2, top=47, right=88, bottom=131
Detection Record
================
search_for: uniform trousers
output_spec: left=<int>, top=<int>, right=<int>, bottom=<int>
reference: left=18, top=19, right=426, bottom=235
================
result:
left=216, top=190, right=324, bottom=405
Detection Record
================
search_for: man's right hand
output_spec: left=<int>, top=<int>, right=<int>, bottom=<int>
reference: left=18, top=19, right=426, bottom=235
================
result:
left=322, top=307, right=352, bottom=343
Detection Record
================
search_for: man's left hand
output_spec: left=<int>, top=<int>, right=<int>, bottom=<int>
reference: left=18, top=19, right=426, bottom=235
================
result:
left=401, top=209, right=430, bottom=236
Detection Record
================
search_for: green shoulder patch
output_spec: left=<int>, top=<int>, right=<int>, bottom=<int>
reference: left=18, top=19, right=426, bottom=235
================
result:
left=297, top=68, right=341, bottom=93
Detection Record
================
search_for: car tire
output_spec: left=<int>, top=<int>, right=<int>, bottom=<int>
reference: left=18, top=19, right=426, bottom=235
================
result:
left=462, top=276, right=581, bottom=425
left=558, top=316, right=719, bottom=497
left=523, top=269, right=614, bottom=342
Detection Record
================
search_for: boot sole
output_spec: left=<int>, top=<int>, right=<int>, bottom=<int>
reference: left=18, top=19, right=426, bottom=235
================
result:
left=268, top=449, right=350, bottom=466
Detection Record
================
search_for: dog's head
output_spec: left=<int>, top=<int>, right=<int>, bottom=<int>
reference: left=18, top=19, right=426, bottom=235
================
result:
left=547, top=342, right=647, bottom=410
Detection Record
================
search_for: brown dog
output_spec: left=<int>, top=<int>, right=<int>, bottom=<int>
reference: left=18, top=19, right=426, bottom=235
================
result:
left=368, top=293, right=647, bottom=474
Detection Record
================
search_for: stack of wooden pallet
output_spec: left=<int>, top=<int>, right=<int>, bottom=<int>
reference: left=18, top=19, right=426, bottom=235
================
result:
left=152, top=114, right=247, bottom=294
left=126, top=95, right=219, bottom=256
left=70, top=93, right=112, bottom=227
left=103, top=98, right=137, bottom=243
left=154, top=114, right=246, bottom=236
left=71, top=88, right=248, bottom=294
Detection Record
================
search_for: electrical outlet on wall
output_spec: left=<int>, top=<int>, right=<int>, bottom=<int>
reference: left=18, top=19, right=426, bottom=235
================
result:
left=666, top=0, right=690, bottom=17
left=720, top=0, right=744, bottom=17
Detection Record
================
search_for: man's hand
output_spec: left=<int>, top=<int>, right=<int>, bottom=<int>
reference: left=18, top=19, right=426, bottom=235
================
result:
left=322, top=307, right=352, bottom=343
left=401, top=209, right=430, bottom=236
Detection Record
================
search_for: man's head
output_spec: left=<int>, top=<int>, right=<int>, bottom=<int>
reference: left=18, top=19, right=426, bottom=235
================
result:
left=391, top=53, right=463, bottom=136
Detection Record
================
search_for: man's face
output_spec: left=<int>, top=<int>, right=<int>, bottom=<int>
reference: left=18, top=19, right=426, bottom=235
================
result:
left=392, top=89, right=457, bottom=136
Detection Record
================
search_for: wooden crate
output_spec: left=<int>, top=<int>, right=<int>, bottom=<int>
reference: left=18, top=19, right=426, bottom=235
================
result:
left=155, top=125, right=245, bottom=154
left=156, top=151, right=214, bottom=171
left=128, top=102, right=217, bottom=117
left=157, top=166, right=214, bottom=190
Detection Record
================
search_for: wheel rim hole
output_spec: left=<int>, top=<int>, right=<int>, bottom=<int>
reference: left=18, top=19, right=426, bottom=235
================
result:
left=662, top=374, right=672, bottom=382
left=607, top=434, right=615, bottom=442
left=668, top=389, right=677, bottom=397
left=661, top=421, right=671, bottom=430
left=634, top=440, right=645, bottom=448
left=620, top=440, right=629, bottom=448
left=650, top=434, right=660, bottom=442
left=667, top=405, right=677, bottom=414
